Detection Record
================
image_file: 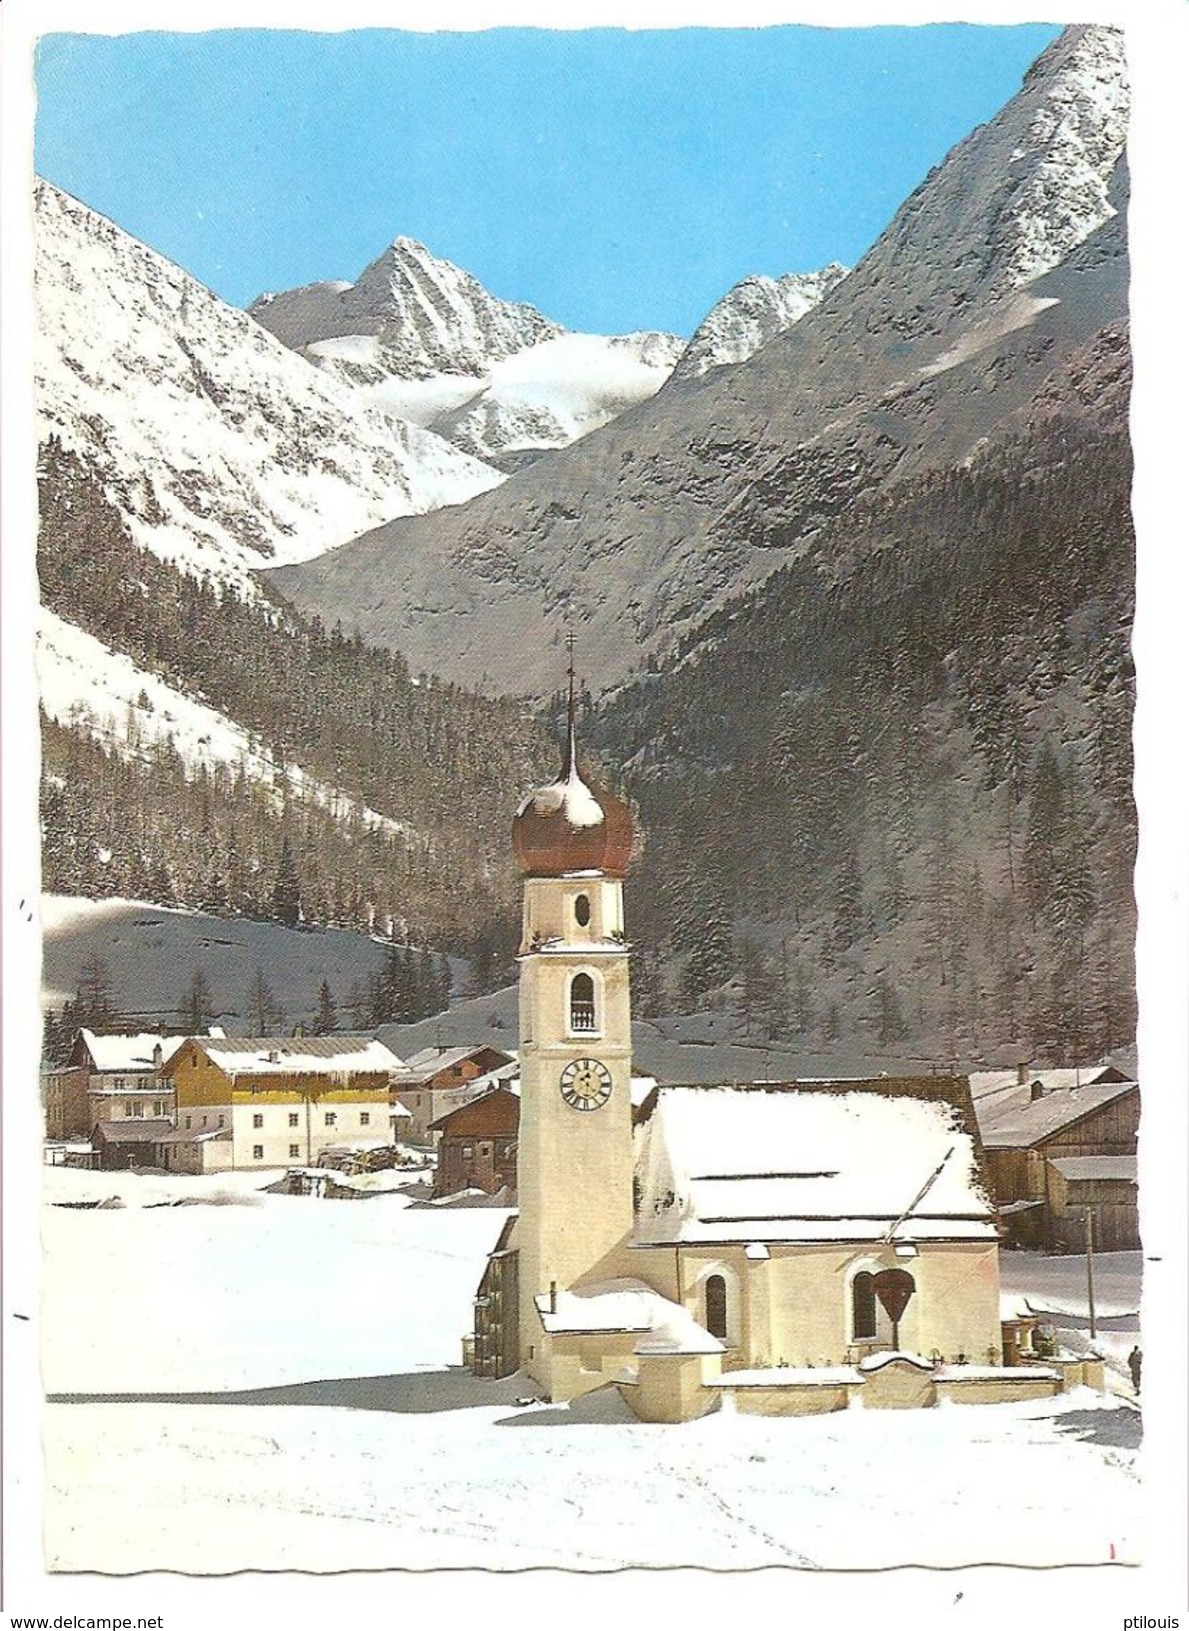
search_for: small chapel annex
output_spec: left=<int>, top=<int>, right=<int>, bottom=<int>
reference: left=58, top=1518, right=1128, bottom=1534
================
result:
left=473, top=689, right=1092, bottom=1420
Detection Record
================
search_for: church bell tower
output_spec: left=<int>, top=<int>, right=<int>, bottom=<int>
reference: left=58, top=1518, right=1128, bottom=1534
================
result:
left=510, top=645, right=637, bottom=1394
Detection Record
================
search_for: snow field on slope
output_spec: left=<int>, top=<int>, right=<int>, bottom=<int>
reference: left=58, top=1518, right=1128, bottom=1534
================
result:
left=41, top=1168, right=1142, bottom=1572
left=40, top=895, right=397, bottom=1026
left=37, top=610, right=410, bottom=841
left=358, top=330, right=682, bottom=451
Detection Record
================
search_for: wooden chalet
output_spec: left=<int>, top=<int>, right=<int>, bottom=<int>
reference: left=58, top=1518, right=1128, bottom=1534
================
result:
left=392, top=1044, right=517, bottom=1141
left=430, top=1086, right=518, bottom=1199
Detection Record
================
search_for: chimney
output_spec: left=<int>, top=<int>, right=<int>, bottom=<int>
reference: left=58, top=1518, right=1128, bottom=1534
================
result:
left=549, top=1279, right=558, bottom=1314
left=152, top=1043, right=163, bottom=1070
left=1017, top=1062, right=1030, bottom=1086
left=1030, top=1080, right=1045, bottom=1102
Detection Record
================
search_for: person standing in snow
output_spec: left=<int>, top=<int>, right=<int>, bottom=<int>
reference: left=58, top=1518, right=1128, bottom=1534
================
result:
left=1128, top=1345, right=1142, bottom=1395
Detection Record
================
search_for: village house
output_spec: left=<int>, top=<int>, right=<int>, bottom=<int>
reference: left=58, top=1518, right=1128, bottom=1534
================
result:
left=40, top=1063, right=90, bottom=1141
left=68, top=1028, right=178, bottom=1131
left=392, top=1044, right=517, bottom=1142
left=970, top=1066, right=1139, bottom=1251
left=472, top=689, right=1081, bottom=1421
left=158, top=1034, right=404, bottom=1173
left=430, top=1085, right=519, bottom=1198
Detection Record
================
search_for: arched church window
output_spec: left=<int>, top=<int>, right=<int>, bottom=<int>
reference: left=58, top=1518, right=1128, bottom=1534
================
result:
left=852, top=1271, right=877, bottom=1340
left=574, top=893, right=591, bottom=928
left=705, top=1274, right=728, bottom=1340
left=570, top=972, right=596, bottom=1033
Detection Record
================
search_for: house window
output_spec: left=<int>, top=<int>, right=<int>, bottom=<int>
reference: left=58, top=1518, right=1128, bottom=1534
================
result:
left=114, top=1077, right=126, bottom=1090
left=253, top=1113, right=263, bottom=1129
left=124, top=1101, right=134, bottom=1117
left=325, top=1112, right=336, bottom=1127
left=289, top=1113, right=299, bottom=1128
left=360, top=1112, right=370, bottom=1126
left=463, top=1145, right=474, bottom=1158
left=479, top=1143, right=491, bottom=1157
left=574, top=893, right=591, bottom=928
left=705, top=1274, right=728, bottom=1341
left=852, top=1272, right=877, bottom=1341
left=218, top=1115, right=225, bottom=1127
left=289, top=1144, right=301, bottom=1159
left=154, top=1102, right=164, bottom=1117
left=184, top=1116, right=192, bottom=1130
left=252, top=1145, right=264, bottom=1160
left=570, top=972, right=596, bottom=1033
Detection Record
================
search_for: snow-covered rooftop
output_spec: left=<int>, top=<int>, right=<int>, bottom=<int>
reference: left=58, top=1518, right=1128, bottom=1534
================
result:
left=94, top=1118, right=174, bottom=1143
left=396, top=1044, right=516, bottom=1081
left=79, top=1030, right=181, bottom=1074
left=1047, top=1154, right=1137, bottom=1183
left=976, top=1078, right=1136, bottom=1148
left=534, top=1277, right=723, bottom=1355
left=633, top=1082, right=997, bottom=1246
left=183, top=1035, right=403, bottom=1080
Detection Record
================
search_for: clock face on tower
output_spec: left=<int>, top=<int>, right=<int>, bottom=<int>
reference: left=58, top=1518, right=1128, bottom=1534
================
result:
left=559, top=1057, right=613, bottom=1111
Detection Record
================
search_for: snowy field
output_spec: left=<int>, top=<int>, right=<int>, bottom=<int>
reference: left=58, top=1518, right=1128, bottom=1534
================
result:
left=40, top=1166, right=1144, bottom=1575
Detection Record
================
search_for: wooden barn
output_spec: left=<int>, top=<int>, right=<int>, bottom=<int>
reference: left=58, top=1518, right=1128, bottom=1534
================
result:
left=970, top=1066, right=1139, bottom=1250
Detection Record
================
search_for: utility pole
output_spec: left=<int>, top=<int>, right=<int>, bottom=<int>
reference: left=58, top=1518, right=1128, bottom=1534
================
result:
left=1084, top=1207, right=1097, bottom=1342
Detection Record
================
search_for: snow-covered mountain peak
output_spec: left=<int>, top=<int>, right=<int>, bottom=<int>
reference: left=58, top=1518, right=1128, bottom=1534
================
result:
left=675, top=262, right=850, bottom=381
left=993, top=24, right=1129, bottom=290
left=34, top=180, right=504, bottom=593
left=251, top=235, right=562, bottom=382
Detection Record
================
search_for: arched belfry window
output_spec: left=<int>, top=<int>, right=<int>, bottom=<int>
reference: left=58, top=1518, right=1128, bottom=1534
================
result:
left=705, top=1274, right=728, bottom=1341
left=852, top=1271, right=877, bottom=1341
left=570, top=972, right=596, bottom=1033
left=574, top=893, right=591, bottom=929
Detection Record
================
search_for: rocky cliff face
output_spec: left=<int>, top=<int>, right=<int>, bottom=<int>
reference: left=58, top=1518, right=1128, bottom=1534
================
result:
left=672, top=264, right=848, bottom=381
left=268, top=25, right=1129, bottom=699
left=250, top=235, right=563, bottom=381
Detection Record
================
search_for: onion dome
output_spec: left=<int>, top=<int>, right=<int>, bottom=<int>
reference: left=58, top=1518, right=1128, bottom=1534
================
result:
left=513, top=711, right=635, bottom=879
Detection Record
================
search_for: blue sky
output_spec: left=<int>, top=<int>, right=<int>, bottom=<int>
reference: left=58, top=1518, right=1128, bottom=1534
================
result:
left=35, top=25, right=1061, bottom=337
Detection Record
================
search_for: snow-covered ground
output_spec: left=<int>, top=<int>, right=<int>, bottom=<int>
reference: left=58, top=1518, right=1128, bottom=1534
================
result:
left=999, top=1249, right=1141, bottom=1373
left=40, top=894, right=398, bottom=1030
left=40, top=1166, right=1142, bottom=1574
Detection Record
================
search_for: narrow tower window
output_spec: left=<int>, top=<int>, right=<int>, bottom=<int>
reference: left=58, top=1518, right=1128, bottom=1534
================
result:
left=705, top=1274, right=728, bottom=1340
left=852, top=1271, right=877, bottom=1341
left=570, top=972, right=596, bottom=1033
left=574, top=893, right=591, bottom=929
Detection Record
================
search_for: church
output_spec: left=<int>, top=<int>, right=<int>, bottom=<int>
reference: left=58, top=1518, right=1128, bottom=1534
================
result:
left=472, top=694, right=1083, bottom=1420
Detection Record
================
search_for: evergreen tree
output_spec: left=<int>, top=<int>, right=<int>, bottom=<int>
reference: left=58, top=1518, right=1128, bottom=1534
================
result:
left=313, top=978, right=338, bottom=1036
left=272, top=836, right=302, bottom=929
left=246, top=968, right=281, bottom=1035
left=74, top=954, right=118, bottom=1030
left=181, top=967, right=215, bottom=1034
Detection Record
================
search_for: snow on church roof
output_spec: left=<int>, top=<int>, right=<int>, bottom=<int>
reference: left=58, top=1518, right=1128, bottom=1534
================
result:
left=633, top=1082, right=997, bottom=1247
left=534, top=1277, right=724, bottom=1355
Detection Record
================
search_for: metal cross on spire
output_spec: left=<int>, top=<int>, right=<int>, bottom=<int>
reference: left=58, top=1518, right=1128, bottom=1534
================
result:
left=564, top=628, right=578, bottom=778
